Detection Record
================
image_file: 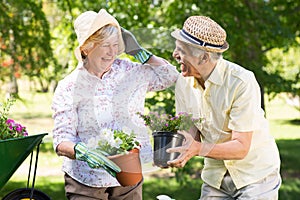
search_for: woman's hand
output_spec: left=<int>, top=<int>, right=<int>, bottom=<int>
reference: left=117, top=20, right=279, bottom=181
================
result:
left=121, top=27, right=152, bottom=64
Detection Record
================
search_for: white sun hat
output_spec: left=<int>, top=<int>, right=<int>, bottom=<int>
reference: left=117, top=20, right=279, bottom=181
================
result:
left=74, top=9, right=125, bottom=62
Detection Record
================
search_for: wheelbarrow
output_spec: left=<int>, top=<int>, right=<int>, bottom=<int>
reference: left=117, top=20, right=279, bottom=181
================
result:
left=0, top=133, right=51, bottom=200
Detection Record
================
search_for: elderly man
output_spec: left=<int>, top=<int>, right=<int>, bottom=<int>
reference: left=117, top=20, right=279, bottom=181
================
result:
left=167, top=16, right=281, bottom=199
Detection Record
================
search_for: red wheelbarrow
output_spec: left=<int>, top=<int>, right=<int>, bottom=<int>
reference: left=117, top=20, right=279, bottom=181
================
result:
left=0, top=133, right=51, bottom=200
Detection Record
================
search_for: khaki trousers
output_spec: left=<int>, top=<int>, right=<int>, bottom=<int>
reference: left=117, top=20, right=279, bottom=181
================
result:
left=200, top=169, right=281, bottom=200
left=64, top=173, right=143, bottom=200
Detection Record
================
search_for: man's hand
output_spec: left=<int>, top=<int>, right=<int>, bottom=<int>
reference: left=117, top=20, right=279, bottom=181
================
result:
left=74, top=142, right=121, bottom=177
left=166, top=130, right=202, bottom=168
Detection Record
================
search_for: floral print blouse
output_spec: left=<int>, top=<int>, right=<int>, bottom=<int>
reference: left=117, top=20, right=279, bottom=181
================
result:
left=52, top=58, right=179, bottom=187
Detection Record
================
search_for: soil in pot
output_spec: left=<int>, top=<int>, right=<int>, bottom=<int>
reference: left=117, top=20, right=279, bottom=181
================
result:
left=152, top=131, right=184, bottom=168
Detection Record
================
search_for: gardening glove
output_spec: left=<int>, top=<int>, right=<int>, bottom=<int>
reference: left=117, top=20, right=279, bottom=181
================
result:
left=166, top=130, right=214, bottom=168
left=121, top=27, right=153, bottom=64
left=74, top=142, right=121, bottom=177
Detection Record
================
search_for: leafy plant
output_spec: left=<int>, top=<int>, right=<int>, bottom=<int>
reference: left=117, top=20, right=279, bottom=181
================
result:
left=0, top=98, right=28, bottom=140
left=137, top=112, right=203, bottom=133
left=87, top=128, right=140, bottom=156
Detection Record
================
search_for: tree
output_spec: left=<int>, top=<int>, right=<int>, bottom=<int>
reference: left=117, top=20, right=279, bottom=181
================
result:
left=159, top=0, right=300, bottom=110
left=0, top=0, right=55, bottom=95
left=54, top=0, right=300, bottom=111
left=265, top=45, right=300, bottom=111
left=2, top=0, right=299, bottom=103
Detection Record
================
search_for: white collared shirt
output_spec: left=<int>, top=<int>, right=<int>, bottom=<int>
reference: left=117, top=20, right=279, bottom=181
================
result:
left=175, top=58, right=280, bottom=189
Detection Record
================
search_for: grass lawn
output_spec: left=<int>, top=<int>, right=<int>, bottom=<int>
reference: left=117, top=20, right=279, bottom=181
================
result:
left=0, top=91, right=299, bottom=199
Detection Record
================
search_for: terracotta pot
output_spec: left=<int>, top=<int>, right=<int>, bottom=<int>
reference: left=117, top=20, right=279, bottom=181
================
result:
left=152, top=131, right=184, bottom=168
left=109, top=148, right=142, bottom=186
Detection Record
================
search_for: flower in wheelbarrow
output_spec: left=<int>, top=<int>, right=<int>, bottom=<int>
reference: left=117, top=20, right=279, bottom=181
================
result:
left=6, top=119, right=28, bottom=137
left=0, top=98, right=28, bottom=140
left=87, top=128, right=140, bottom=156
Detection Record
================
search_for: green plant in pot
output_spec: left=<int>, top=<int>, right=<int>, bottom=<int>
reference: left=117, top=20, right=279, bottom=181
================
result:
left=87, top=128, right=142, bottom=186
left=137, top=112, right=202, bottom=168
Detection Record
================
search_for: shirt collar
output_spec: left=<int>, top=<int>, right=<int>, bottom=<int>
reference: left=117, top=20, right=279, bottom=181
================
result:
left=193, top=77, right=200, bottom=88
left=206, top=58, right=226, bottom=86
left=192, top=58, right=226, bottom=89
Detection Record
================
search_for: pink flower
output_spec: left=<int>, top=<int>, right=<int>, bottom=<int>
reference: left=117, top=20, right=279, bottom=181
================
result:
left=1, top=98, right=29, bottom=140
left=16, top=124, right=23, bottom=132
left=6, top=119, right=15, bottom=125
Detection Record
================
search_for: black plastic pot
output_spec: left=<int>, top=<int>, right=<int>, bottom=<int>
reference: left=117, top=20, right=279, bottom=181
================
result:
left=152, top=131, right=184, bottom=168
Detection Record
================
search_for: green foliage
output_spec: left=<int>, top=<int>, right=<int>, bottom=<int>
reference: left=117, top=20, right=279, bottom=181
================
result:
left=138, top=111, right=202, bottom=133
left=112, top=130, right=140, bottom=153
left=92, top=128, right=140, bottom=156
left=0, top=98, right=28, bottom=140
left=0, top=0, right=55, bottom=92
left=1, top=0, right=299, bottom=100
left=159, top=0, right=300, bottom=100
left=145, top=88, right=176, bottom=116
left=264, top=46, right=300, bottom=105
left=172, top=156, right=204, bottom=186
left=53, top=0, right=300, bottom=107
left=0, top=98, right=14, bottom=139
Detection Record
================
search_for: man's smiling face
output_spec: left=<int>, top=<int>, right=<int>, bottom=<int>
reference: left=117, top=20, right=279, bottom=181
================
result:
left=172, top=40, right=201, bottom=78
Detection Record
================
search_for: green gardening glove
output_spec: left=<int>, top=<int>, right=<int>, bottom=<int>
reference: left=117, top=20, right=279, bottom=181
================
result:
left=121, top=27, right=153, bottom=64
left=74, top=142, right=121, bottom=177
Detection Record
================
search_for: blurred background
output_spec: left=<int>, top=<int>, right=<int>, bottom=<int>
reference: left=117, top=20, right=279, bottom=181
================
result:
left=0, top=0, right=299, bottom=199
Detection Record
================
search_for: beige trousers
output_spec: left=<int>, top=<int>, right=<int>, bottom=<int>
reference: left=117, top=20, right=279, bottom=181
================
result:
left=200, top=169, right=281, bottom=200
left=64, top=173, right=143, bottom=200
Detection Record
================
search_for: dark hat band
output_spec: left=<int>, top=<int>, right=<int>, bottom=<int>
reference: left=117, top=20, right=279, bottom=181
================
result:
left=180, top=29, right=223, bottom=48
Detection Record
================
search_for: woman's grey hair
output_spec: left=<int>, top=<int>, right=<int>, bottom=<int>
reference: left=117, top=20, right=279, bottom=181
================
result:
left=80, top=24, right=119, bottom=62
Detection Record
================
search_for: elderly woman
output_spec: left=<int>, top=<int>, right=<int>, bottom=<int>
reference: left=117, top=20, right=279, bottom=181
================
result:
left=52, top=9, right=178, bottom=200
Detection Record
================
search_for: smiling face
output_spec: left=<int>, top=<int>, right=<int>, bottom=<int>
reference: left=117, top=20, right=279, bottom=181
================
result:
left=81, top=25, right=119, bottom=78
left=172, top=40, right=203, bottom=78
left=87, top=34, right=119, bottom=74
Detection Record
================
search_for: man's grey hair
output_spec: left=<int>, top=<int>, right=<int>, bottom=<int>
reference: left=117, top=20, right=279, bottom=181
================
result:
left=186, top=44, right=222, bottom=62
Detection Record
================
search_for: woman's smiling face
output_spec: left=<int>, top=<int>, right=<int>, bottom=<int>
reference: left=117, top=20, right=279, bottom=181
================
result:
left=87, top=33, right=119, bottom=74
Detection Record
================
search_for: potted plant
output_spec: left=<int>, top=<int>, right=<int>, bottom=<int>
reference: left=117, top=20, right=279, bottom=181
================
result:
left=87, top=128, right=142, bottom=186
left=138, top=112, right=202, bottom=168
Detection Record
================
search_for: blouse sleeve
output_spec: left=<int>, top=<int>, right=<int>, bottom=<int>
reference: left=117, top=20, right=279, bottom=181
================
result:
left=52, top=78, right=79, bottom=151
left=120, top=58, right=179, bottom=92
left=148, top=63, right=179, bottom=91
left=143, top=62, right=179, bottom=92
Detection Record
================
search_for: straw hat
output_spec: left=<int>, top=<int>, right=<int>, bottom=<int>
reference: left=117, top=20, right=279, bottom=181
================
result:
left=74, top=9, right=125, bottom=62
left=171, top=16, right=229, bottom=53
